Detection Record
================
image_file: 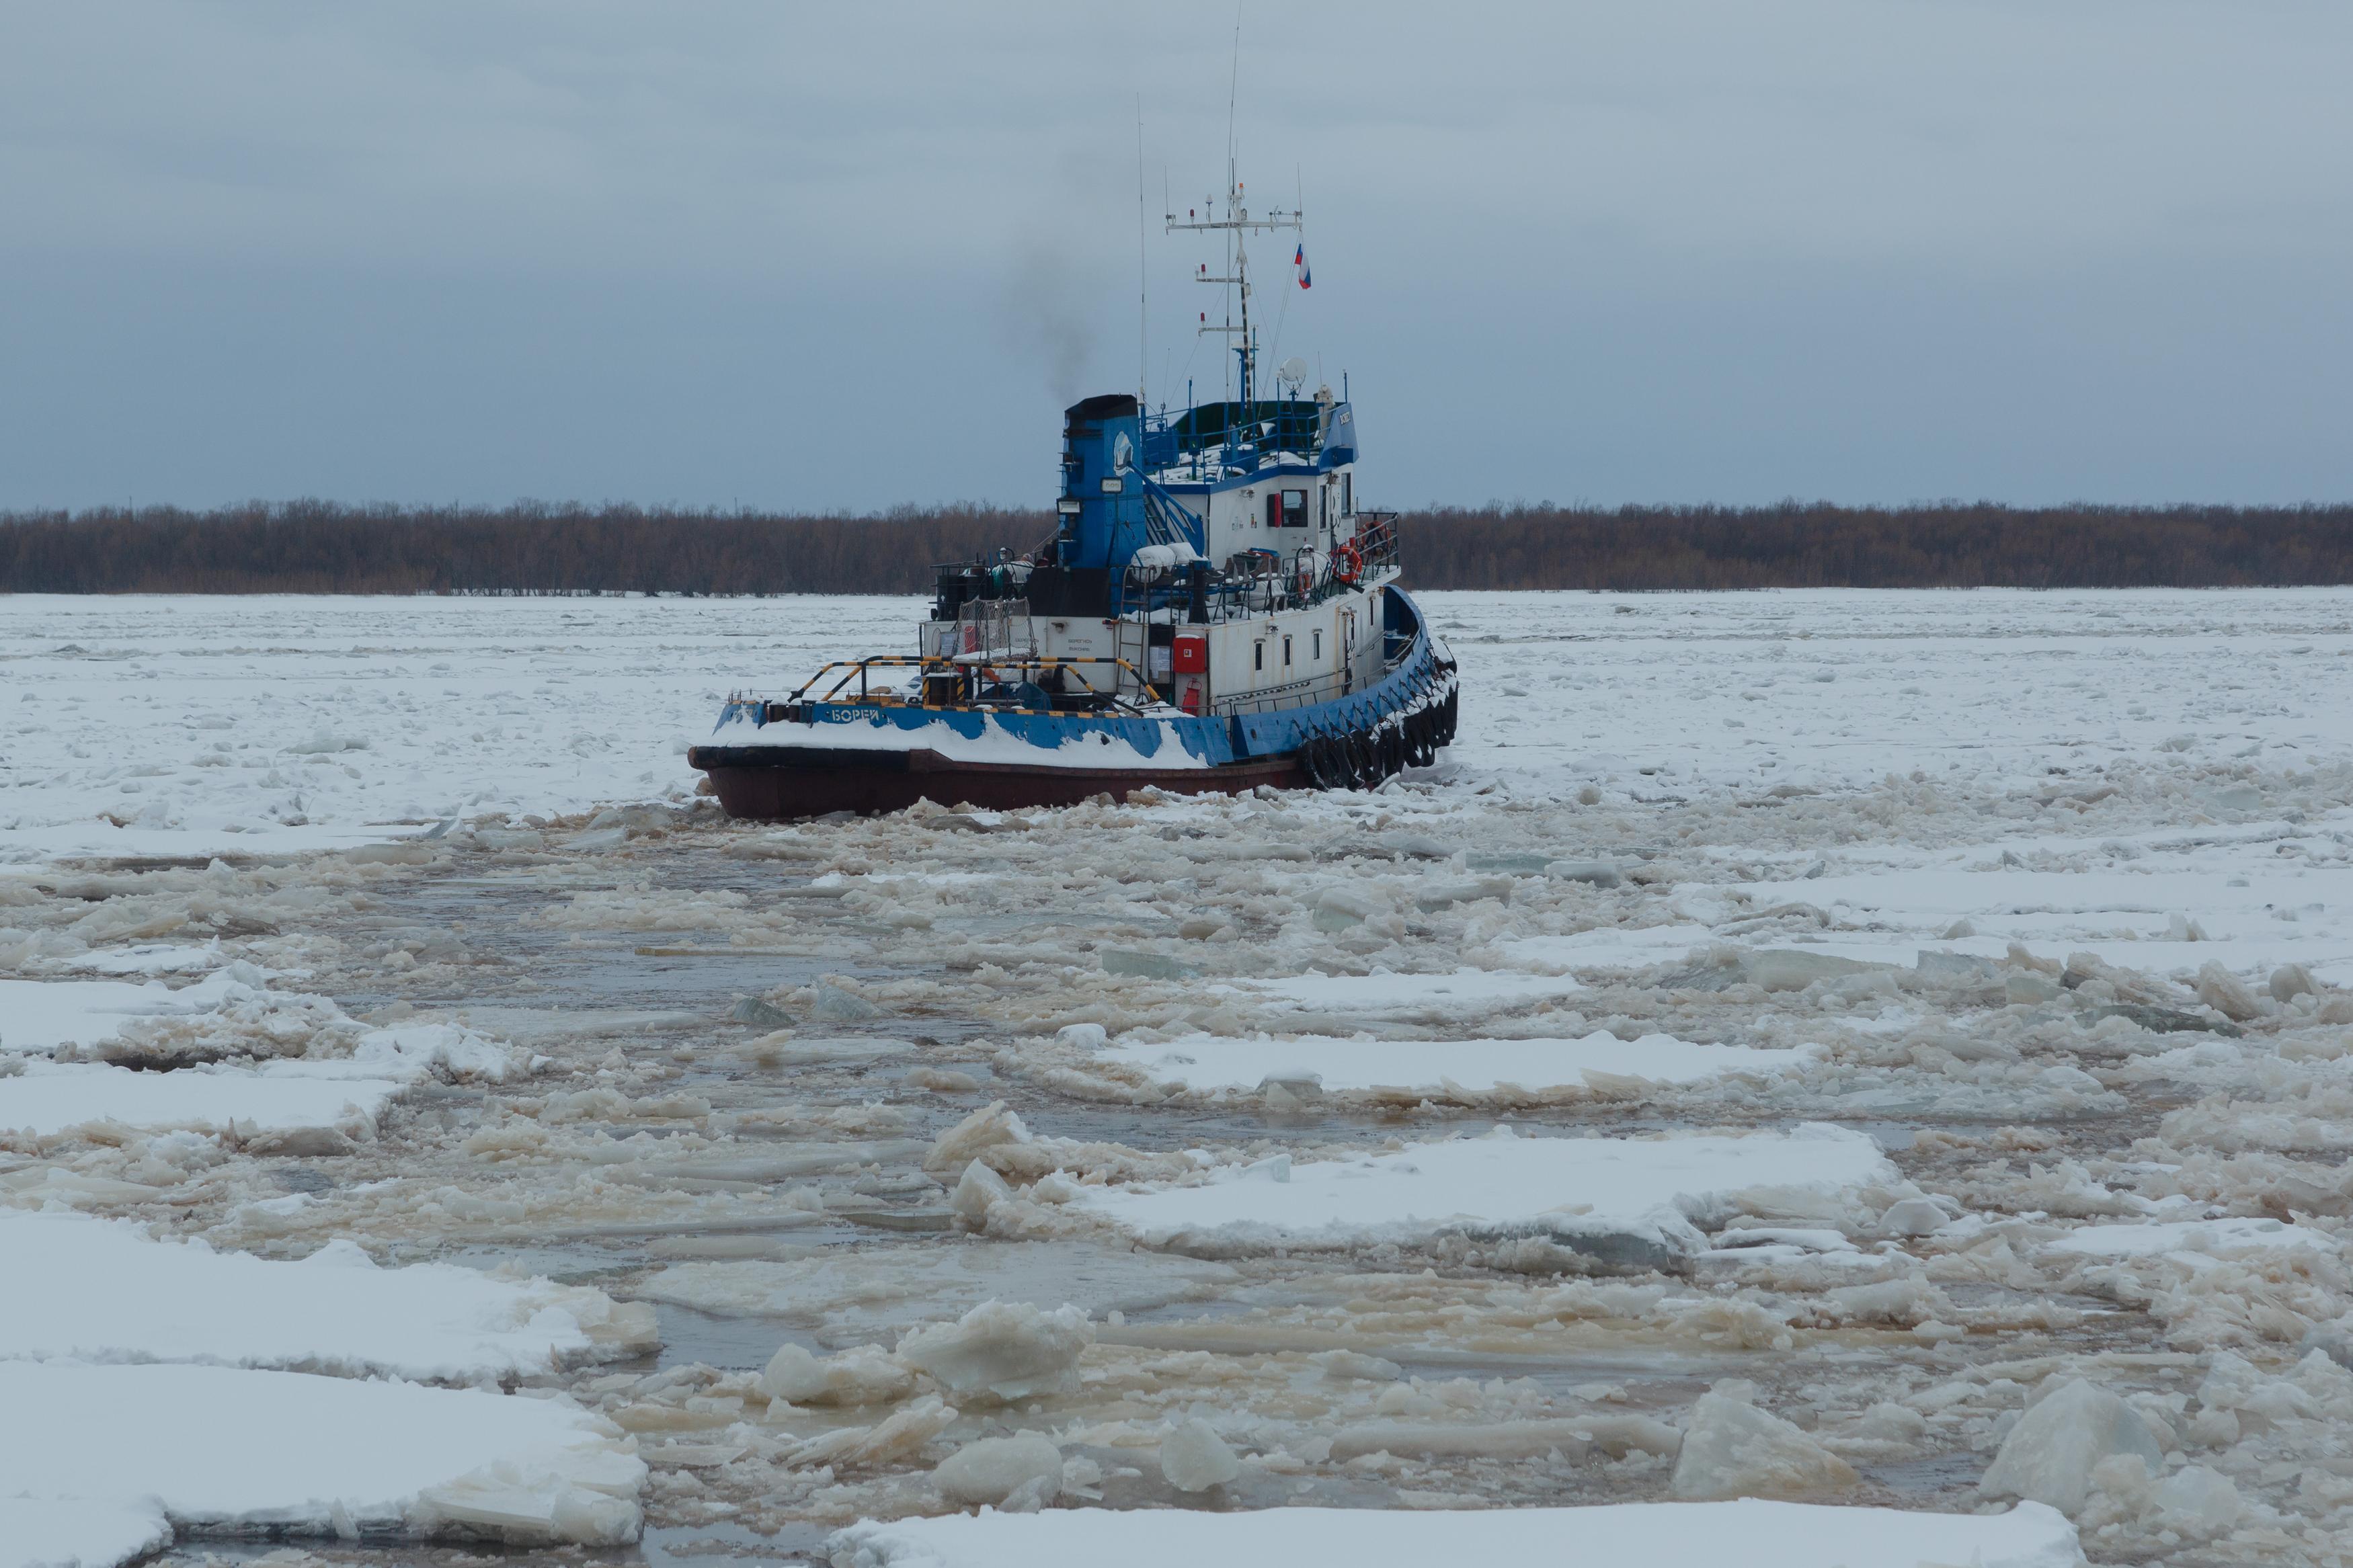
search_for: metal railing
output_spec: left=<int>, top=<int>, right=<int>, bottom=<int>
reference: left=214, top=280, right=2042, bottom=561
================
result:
left=786, top=654, right=1168, bottom=715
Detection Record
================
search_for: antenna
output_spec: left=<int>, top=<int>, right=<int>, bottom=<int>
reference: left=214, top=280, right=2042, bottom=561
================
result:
left=1160, top=2, right=1305, bottom=427
left=1168, top=177, right=1300, bottom=417
left=1226, top=3, right=1242, bottom=178
left=1136, top=96, right=1148, bottom=411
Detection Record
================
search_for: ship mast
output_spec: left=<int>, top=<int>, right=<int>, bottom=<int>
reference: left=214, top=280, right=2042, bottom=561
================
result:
left=1168, top=169, right=1300, bottom=419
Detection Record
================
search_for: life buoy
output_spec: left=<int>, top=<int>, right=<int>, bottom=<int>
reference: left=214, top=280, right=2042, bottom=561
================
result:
left=1331, top=542, right=1363, bottom=585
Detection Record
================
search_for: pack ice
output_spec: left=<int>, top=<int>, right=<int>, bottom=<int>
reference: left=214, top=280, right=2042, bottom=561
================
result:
left=8, top=589, right=2353, bottom=1563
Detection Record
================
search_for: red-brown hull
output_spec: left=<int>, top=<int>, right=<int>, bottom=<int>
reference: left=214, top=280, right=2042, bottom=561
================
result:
left=688, top=743, right=1304, bottom=819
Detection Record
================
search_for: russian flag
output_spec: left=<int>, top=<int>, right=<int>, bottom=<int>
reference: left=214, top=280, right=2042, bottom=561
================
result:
left=1295, top=244, right=1312, bottom=289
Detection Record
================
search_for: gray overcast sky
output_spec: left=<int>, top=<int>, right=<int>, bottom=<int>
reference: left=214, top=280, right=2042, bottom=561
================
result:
left=2, top=1, right=2348, bottom=511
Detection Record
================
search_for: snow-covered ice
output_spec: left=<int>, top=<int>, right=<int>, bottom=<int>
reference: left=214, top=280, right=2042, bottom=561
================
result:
left=1225, top=967, right=1587, bottom=1014
left=8, top=587, right=2353, bottom=1564
left=8, top=588, right=2348, bottom=866
left=1094, top=1030, right=1819, bottom=1096
left=3, top=1056, right=407, bottom=1137
left=0, top=968, right=259, bottom=1053
left=2043, top=1216, right=2341, bottom=1260
left=0, top=1210, right=652, bottom=1378
left=0, top=1360, right=643, bottom=1544
left=1065, top=1124, right=1896, bottom=1262
left=0, top=1497, right=172, bottom=1568
left=826, top=1499, right=2085, bottom=1568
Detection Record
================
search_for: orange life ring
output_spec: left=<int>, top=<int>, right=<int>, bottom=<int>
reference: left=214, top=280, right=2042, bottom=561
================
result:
left=1332, top=542, right=1363, bottom=585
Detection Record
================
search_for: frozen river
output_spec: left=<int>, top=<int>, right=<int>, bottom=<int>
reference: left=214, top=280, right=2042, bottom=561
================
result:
left=5, top=588, right=2353, bottom=1567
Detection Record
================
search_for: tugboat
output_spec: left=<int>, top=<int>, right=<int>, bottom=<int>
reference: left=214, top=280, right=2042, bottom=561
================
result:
left=690, top=176, right=1458, bottom=819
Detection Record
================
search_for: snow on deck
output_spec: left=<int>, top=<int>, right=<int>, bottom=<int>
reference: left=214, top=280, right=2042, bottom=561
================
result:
left=826, top=1499, right=2084, bottom=1568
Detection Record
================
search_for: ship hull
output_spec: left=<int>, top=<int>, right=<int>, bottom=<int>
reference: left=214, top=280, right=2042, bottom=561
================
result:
left=690, top=743, right=1304, bottom=818
left=690, top=583, right=1455, bottom=822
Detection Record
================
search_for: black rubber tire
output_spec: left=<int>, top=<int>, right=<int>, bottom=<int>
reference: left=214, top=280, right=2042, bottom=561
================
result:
left=1408, top=710, right=1435, bottom=768
left=1348, top=731, right=1380, bottom=788
left=1302, top=735, right=1336, bottom=790
left=1317, top=733, right=1349, bottom=790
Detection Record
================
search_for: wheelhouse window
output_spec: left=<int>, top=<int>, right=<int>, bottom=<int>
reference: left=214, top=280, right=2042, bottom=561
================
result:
left=1342, top=472, right=1352, bottom=514
left=1281, top=489, right=1308, bottom=527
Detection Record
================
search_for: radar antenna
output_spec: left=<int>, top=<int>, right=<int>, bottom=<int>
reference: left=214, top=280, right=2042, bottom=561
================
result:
left=1167, top=173, right=1300, bottom=417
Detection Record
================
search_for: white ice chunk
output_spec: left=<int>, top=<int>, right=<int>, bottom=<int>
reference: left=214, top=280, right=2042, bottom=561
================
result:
left=2, top=1057, right=406, bottom=1138
left=65, top=942, right=226, bottom=977
left=758, top=1342, right=916, bottom=1407
left=934, top=1432, right=1064, bottom=1506
left=951, top=1159, right=1014, bottom=1225
left=0, top=1211, right=652, bottom=1378
left=1159, top=1418, right=1242, bottom=1492
left=0, top=968, right=258, bottom=1054
left=2043, top=1216, right=2337, bottom=1262
left=1067, top=1124, right=1895, bottom=1264
left=1232, top=968, right=1586, bottom=1013
left=924, top=1100, right=1032, bottom=1172
left=0, top=1361, right=643, bottom=1544
left=894, top=1299, right=1092, bottom=1403
left=2150, top=1464, right=2243, bottom=1538
left=1670, top=1388, right=1857, bottom=1499
left=1099, top=1031, right=1819, bottom=1095
left=826, top=1499, right=2083, bottom=1568
left=0, top=1495, right=171, bottom=1568
left=352, top=1021, right=526, bottom=1083
left=1878, top=1197, right=1952, bottom=1237
left=1980, top=1378, right=2165, bottom=1515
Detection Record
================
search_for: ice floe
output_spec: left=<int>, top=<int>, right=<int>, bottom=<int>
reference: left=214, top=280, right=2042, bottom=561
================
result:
left=0, top=1360, right=644, bottom=1544
left=2, top=1056, right=407, bottom=1139
left=0, top=966, right=260, bottom=1053
left=2043, top=1216, right=2340, bottom=1261
left=1090, top=1029, right=1819, bottom=1096
left=0, top=1210, right=655, bottom=1377
left=826, top=1499, right=2083, bottom=1568
left=11, top=589, right=2353, bottom=1553
left=0, top=1496, right=172, bottom=1568
left=1224, top=967, right=1587, bottom=1014
left=1064, top=1123, right=1899, bottom=1265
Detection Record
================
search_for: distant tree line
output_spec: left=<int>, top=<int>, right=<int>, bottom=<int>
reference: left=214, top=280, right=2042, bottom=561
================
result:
left=2, top=499, right=2349, bottom=593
